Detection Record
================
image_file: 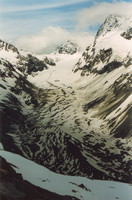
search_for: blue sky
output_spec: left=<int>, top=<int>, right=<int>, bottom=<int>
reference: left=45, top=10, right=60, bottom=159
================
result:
left=0, top=0, right=132, bottom=53
left=0, top=0, right=99, bottom=37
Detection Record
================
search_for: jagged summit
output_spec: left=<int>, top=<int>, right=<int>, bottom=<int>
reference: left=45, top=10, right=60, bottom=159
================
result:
left=54, top=40, right=81, bottom=55
left=96, top=14, right=124, bottom=38
left=95, top=14, right=132, bottom=39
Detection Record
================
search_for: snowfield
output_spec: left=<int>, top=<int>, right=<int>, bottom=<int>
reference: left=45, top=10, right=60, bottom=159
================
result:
left=0, top=150, right=132, bottom=200
left=28, top=53, right=82, bottom=89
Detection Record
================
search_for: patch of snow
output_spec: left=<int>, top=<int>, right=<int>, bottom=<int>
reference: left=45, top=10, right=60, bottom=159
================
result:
left=96, top=30, right=132, bottom=59
left=0, top=50, right=18, bottom=65
left=0, top=150, right=132, bottom=200
left=0, top=143, right=3, bottom=150
left=0, top=64, right=6, bottom=71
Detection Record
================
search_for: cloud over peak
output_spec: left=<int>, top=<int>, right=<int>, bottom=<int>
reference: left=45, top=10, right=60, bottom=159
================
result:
left=14, top=26, right=94, bottom=54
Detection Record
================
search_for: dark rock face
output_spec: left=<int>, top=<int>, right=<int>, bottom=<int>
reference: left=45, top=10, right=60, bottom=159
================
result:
left=43, top=56, right=56, bottom=66
left=0, top=157, right=78, bottom=200
left=98, top=61, right=122, bottom=74
left=121, top=28, right=132, bottom=40
left=26, top=54, right=48, bottom=74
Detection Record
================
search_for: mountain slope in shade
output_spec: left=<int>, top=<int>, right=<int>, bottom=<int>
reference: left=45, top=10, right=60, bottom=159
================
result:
left=0, top=13, right=132, bottom=187
left=0, top=150, right=132, bottom=200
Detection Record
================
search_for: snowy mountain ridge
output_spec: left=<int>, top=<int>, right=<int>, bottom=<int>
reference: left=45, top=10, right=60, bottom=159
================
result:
left=74, top=14, right=132, bottom=74
left=95, top=14, right=132, bottom=39
left=0, top=39, right=56, bottom=76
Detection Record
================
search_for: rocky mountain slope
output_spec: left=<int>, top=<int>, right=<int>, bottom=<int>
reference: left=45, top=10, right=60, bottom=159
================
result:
left=73, top=14, right=132, bottom=139
left=0, top=13, right=132, bottom=200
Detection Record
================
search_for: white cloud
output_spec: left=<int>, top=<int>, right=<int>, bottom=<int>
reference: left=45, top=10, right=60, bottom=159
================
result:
left=14, top=26, right=94, bottom=54
left=0, top=0, right=89, bottom=13
left=76, top=1, right=132, bottom=30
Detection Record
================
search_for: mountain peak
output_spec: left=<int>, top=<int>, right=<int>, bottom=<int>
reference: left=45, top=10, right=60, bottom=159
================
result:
left=54, top=40, right=81, bottom=55
left=95, top=14, right=132, bottom=39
